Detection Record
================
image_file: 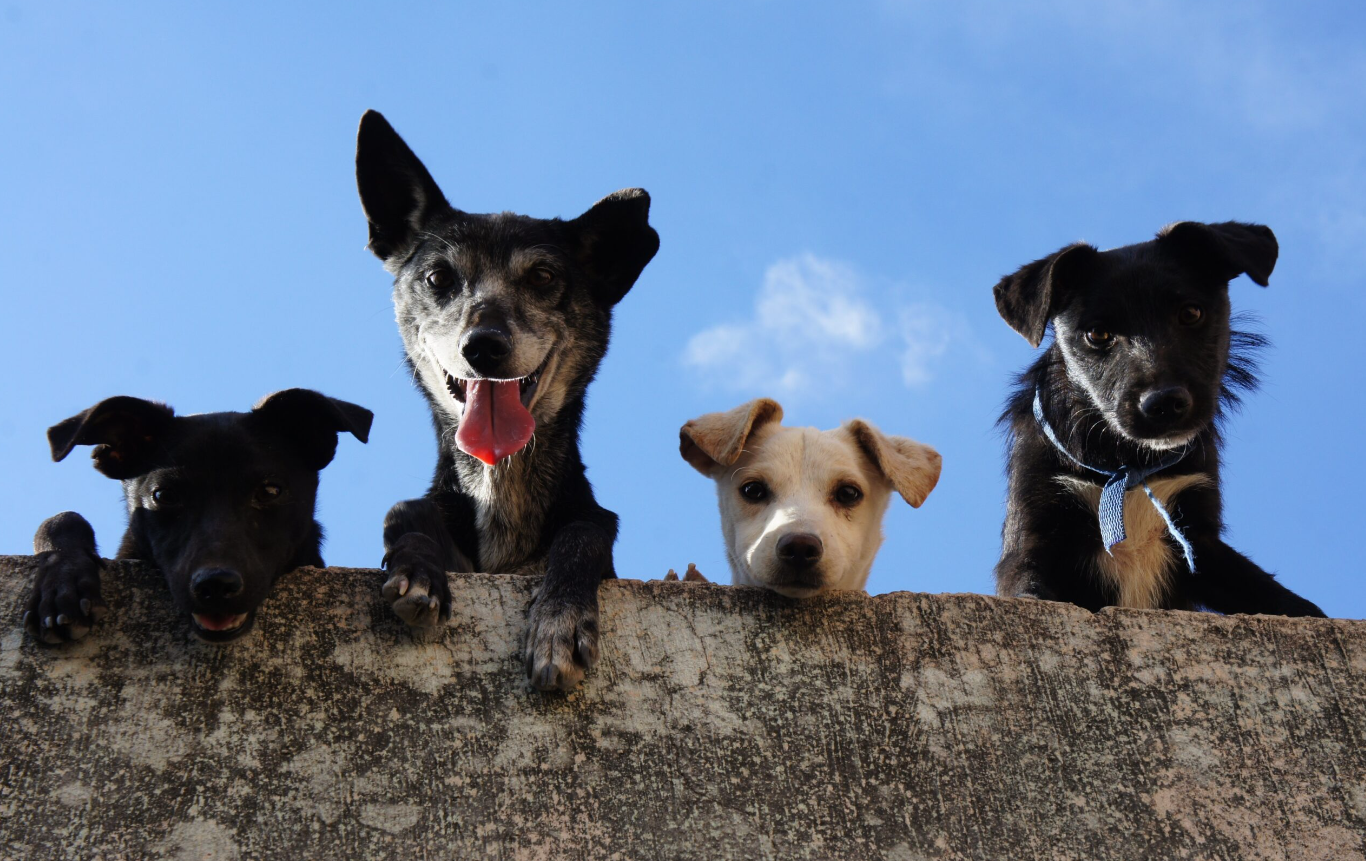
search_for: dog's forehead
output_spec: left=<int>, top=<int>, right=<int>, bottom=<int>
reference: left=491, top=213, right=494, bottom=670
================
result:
left=417, top=212, right=572, bottom=268
left=738, top=425, right=872, bottom=484
left=1067, top=245, right=1220, bottom=311
left=152, top=413, right=302, bottom=475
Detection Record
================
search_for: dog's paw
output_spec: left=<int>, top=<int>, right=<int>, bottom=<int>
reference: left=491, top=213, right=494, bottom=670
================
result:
left=664, top=563, right=708, bottom=583
left=381, top=533, right=452, bottom=630
left=24, top=550, right=106, bottom=645
left=523, top=591, right=599, bottom=693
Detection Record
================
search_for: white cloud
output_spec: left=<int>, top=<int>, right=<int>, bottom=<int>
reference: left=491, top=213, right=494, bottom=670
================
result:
left=684, top=254, right=979, bottom=396
left=898, top=304, right=954, bottom=387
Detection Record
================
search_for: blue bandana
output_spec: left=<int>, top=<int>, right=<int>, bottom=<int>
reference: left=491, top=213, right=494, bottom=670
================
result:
left=1032, top=389, right=1197, bottom=573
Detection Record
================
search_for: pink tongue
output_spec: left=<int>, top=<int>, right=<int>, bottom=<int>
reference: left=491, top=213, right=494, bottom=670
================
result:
left=456, top=380, right=536, bottom=465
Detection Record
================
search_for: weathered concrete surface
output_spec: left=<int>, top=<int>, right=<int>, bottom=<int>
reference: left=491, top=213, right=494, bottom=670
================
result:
left=1, top=556, right=1364, bottom=861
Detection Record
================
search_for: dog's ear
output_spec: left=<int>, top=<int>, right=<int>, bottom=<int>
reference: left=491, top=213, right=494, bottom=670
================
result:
left=1159, top=221, right=1278, bottom=287
left=844, top=419, right=942, bottom=508
left=48, top=397, right=176, bottom=479
left=571, top=188, right=661, bottom=307
left=680, top=399, right=783, bottom=476
left=993, top=243, right=1098, bottom=347
left=355, top=110, right=451, bottom=262
left=252, top=389, right=374, bottom=471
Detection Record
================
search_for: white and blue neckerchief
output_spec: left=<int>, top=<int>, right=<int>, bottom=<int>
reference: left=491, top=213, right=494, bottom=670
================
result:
left=1032, top=389, right=1197, bottom=573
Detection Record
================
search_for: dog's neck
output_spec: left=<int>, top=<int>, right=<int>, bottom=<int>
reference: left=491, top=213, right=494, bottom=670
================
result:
left=434, top=401, right=583, bottom=573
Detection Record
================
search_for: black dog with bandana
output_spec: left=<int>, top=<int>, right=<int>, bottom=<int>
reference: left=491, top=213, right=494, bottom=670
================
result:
left=993, top=221, right=1324, bottom=617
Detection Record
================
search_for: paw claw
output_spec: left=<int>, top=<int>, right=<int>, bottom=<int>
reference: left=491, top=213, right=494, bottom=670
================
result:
left=79, top=599, right=91, bottom=616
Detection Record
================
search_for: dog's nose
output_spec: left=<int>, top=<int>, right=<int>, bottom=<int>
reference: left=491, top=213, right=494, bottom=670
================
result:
left=776, top=533, right=824, bottom=569
left=1139, top=387, right=1193, bottom=423
left=461, top=328, right=513, bottom=376
left=191, top=568, right=244, bottom=601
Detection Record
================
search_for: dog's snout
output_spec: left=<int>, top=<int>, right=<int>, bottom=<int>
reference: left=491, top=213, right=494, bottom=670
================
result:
left=1138, top=387, right=1193, bottom=423
left=461, top=328, right=513, bottom=375
left=776, top=533, right=824, bottom=569
left=190, top=568, right=244, bottom=602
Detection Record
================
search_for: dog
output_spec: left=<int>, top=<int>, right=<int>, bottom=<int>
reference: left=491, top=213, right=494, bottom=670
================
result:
left=354, top=110, right=659, bottom=692
left=680, top=399, right=941, bottom=597
left=993, top=220, right=1324, bottom=617
left=24, top=389, right=372, bottom=644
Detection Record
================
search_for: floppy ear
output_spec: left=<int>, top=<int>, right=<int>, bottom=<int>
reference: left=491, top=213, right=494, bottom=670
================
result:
left=844, top=419, right=942, bottom=508
left=252, top=389, right=374, bottom=471
left=355, top=110, right=451, bottom=263
left=993, top=242, right=1098, bottom=347
left=679, top=399, right=783, bottom=476
left=48, top=397, right=176, bottom=479
left=571, top=188, right=661, bottom=306
left=1159, top=221, right=1278, bottom=287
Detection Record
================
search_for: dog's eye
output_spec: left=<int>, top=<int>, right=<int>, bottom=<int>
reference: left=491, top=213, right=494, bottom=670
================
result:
left=1178, top=304, right=1204, bottom=326
left=834, top=484, right=864, bottom=507
left=1085, top=328, right=1114, bottom=347
left=256, top=482, right=284, bottom=504
left=739, top=480, right=769, bottom=503
left=425, top=269, right=454, bottom=291
left=527, top=267, right=555, bottom=287
left=150, top=486, right=178, bottom=508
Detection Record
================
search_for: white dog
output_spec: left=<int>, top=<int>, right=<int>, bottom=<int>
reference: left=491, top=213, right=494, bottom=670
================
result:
left=680, top=399, right=941, bottom=597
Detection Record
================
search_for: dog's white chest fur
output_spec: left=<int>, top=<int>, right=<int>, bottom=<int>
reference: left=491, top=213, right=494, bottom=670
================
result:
left=1056, top=472, right=1210, bottom=609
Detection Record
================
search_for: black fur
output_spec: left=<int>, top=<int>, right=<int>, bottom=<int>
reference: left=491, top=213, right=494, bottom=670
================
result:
left=994, top=221, right=1324, bottom=617
left=355, top=110, right=659, bottom=691
left=25, top=390, right=372, bottom=644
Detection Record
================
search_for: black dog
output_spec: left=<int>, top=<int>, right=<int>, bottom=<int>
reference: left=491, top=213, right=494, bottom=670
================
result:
left=354, top=111, right=659, bottom=691
left=25, top=389, right=372, bottom=644
left=993, top=221, right=1324, bottom=617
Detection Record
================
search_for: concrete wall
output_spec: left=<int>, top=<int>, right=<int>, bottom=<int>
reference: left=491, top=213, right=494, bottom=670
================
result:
left=1, top=555, right=1364, bottom=860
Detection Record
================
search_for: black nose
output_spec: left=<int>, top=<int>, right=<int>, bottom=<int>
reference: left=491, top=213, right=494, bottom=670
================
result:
left=776, top=533, right=824, bottom=569
left=1139, top=387, right=1192, bottom=423
left=461, top=328, right=512, bottom=376
left=191, top=568, right=244, bottom=601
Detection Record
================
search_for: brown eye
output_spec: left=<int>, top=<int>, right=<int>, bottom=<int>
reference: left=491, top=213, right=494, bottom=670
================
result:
left=1179, top=304, right=1204, bottom=326
left=425, top=269, right=454, bottom=291
left=1085, top=328, right=1113, bottom=347
left=151, top=486, right=179, bottom=508
left=256, top=482, right=284, bottom=505
left=528, top=267, right=555, bottom=287
left=834, top=484, right=863, bottom=507
left=740, top=480, right=769, bottom=503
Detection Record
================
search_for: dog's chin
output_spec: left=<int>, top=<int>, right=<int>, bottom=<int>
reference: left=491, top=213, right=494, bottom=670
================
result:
left=1116, top=421, right=1202, bottom=452
left=190, top=609, right=256, bottom=643
left=765, top=583, right=825, bottom=600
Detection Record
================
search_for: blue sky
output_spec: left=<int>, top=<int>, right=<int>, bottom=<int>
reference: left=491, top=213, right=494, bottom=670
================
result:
left=2, top=2, right=1363, bottom=616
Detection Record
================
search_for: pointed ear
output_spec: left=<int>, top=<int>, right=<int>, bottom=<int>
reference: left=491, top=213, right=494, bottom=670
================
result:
left=252, top=389, right=374, bottom=471
left=993, top=242, right=1097, bottom=347
left=679, top=399, right=783, bottom=476
left=1159, top=221, right=1278, bottom=287
left=48, top=397, right=176, bottom=479
left=355, top=110, right=451, bottom=262
left=844, top=419, right=942, bottom=508
left=570, top=188, right=661, bottom=306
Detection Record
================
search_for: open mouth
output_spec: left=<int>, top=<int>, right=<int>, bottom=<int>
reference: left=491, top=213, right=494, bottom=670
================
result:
left=191, top=611, right=253, bottom=641
left=442, top=349, right=552, bottom=411
left=438, top=349, right=555, bottom=465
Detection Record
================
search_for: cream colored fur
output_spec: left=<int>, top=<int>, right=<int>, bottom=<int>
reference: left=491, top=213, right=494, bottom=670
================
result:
left=1056, top=473, right=1211, bottom=609
left=681, top=400, right=941, bottom=597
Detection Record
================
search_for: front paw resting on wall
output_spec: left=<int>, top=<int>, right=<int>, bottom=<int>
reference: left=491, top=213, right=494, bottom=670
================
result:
left=381, top=532, right=453, bottom=630
left=523, top=587, right=600, bottom=693
left=25, top=549, right=105, bottom=645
